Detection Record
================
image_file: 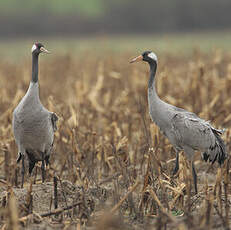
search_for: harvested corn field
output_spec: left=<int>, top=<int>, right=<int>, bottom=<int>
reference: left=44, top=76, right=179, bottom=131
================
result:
left=0, top=48, right=231, bottom=229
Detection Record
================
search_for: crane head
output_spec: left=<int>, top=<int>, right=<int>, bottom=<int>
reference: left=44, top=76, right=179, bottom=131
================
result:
left=31, top=42, right=50, bottom=54
left=130, top=51, right=157, bottom=64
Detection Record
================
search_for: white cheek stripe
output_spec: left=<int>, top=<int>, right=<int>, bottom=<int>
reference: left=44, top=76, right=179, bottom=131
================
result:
left=148, top=52, right=158, bottom=62
left=31, top=44, right=37, bottom=52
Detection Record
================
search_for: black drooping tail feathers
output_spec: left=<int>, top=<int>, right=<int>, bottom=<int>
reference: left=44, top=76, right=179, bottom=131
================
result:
left=202, top=128, right=227, bottom=165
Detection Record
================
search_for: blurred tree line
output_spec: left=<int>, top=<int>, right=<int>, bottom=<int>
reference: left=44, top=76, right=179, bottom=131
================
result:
left=0, top=0, right=230, bottom=37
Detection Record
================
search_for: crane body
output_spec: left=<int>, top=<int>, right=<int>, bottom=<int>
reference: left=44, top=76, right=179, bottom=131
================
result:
left=130, top=51, right=227, bottom=193
left=13, top=43, right=58, bottom=187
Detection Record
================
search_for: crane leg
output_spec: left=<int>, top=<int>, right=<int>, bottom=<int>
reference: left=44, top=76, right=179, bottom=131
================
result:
left=191, top=161, right=197, bottom=194
left=26, top=150, right=36, bottom=176
left=29, top=160, right=36, bottom=176
left=45, top=155, right=50, bottom=166
left=21, top=154, right=25, bottom=188
left=173, top=151, right=179, bottom=175
left=41, top=152, right=46, bottom=183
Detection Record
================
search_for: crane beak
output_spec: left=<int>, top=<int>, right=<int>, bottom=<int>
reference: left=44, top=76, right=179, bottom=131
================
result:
left=130, top=55, right=143, bottom=63
left=40, top=47, right=51, bottom=54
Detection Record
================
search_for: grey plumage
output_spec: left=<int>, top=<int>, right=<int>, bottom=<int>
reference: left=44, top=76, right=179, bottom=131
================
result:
left=171, top=113, right=226, bottom=164
left=130, top=51, right=227, bottom=193
left=13, top=43, right=58, bottom=187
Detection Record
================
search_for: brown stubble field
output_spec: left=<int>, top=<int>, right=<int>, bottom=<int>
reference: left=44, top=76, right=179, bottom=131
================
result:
left=0, top=49, right=231, bottom=229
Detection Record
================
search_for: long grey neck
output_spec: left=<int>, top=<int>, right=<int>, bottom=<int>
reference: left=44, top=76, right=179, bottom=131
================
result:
left=148, top=61, right=159, bottom=99
left=31, top=53, right=39, bottom=83
left=147, top=61, right=169, bottom=128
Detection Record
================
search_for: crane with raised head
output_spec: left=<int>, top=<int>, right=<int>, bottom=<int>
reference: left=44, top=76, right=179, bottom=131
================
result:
left=130, top=51, right=227, bottom=194
left=13, top=43, right=58, bottom=188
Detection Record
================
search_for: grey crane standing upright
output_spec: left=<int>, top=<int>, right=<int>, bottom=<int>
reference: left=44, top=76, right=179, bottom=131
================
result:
left=130, top=51, right=227, bottom=193
left=13, top=43, right=58, bottom=188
